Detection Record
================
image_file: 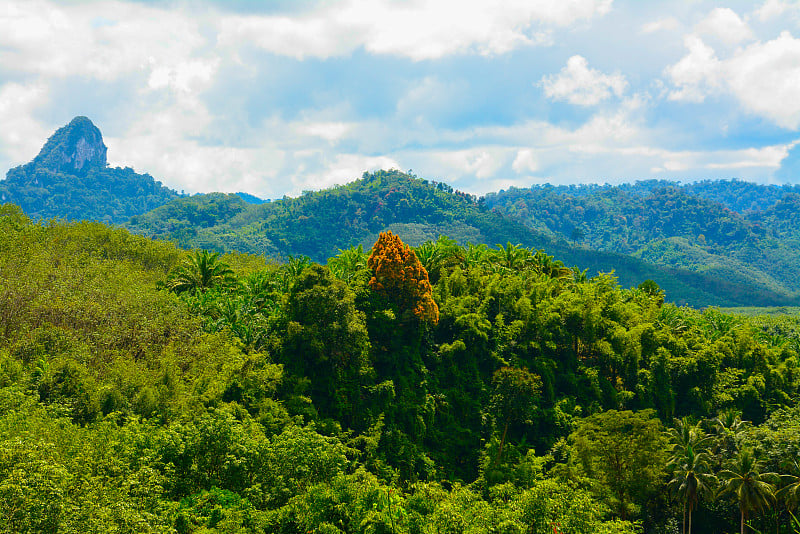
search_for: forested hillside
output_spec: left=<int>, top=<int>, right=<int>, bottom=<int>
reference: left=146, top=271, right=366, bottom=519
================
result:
left=2, top=203, right=799, bottom=533
left=484, top=180, right=800, bottom=303
left=0, top=117, right=179, bottom=223
left=126, top=170, right=799, bottom=308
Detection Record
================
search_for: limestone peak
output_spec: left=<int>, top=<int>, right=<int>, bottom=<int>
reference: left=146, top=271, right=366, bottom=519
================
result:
left=33, top=116, right=108, bottom=175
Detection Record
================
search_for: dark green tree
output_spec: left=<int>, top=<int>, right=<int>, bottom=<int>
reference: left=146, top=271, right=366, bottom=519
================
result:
left=283, top=264, right=371, bottom=427
left=572, top=409, right=668, bottom=521
left=489, top=366, right=542, bottom=463
left=666, top=419, right=716, bottom=534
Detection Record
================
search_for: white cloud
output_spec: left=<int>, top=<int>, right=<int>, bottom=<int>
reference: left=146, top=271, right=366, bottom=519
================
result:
left=421, top=93, right=787, bottom=186
left=2, top=0, right=796, bottom=200
left=290, top=153, right=401, bottom=193
left=663, top=160, right=689, bottom=171
left=705, top=145, right=790, bottom=169
left=650, top=143, right=792, bottom=173
left=216, top=13, right=361, bottom=61
left=666, top=31, right=800, bottom=129
left=109, top=128, right=285, bottom=196
left=0, top=82, right=51, bottom=165
left=395, top=76, right=468, bottom=120
left=434, top=147, right=510, bottom=179
left=0, top=0, right=208, bottom=84
left=754, top=0, right=795, bottom=22
left=665, top=35, right=721, bottom=102
left=544, top=96, right=646, bottom=149
left=695, top=8, right=754, bottom=46
left=512, top=149, right=539, bottom=173
left=292, top=121, right=356, bottom=144
left=217, top=0, right=612, bottom=61
left=541, top=55, right=627, bottom=106
left=147, top=59, right=221, bottom=94
left=724, top=32, right=800, bottom=129
left=105, top=89, right=287, bottom=196
left=641, top=17, right=679, bottom=34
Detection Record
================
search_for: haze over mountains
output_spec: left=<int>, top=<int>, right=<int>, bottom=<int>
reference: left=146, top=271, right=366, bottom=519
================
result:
left=3, top=117, right=800, bottom=308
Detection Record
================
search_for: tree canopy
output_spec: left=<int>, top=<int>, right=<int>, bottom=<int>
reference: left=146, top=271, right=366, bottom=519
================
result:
left=2, top=203, right=800, bottom=533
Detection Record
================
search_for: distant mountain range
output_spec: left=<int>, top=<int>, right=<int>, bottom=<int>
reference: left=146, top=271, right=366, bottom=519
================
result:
left=3, top=117, right=800, bottom=308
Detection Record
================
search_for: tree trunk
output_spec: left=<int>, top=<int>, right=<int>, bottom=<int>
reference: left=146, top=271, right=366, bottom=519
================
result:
left=497, top=420, right=509, bottom=463
left=740, top=508, right=744, bottom=534
left=688, top=501, right=693, bottom=534
left=682, top=502, right=686, bottom=534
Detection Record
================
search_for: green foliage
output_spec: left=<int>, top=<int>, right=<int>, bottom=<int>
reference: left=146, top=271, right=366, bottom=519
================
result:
left=121, top=170, right=779, bottom=307
left=281, top=264, right=371, bottom=426
left=167, top=250, right=235, bottom=294
left=3, top=207, right=800, bottom=533
left=666, top=418, right=717, bottom=534
left=571, top=410, right=668, bottom=520
left=719, top=449, right=780, bottom=533
left=489, top=367, right=541, bottom=464
left=485, top=180, right=800, bottom=307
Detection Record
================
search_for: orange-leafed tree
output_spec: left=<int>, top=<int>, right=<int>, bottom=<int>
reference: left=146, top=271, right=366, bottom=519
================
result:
left=368, top=231, right=439, bottom=324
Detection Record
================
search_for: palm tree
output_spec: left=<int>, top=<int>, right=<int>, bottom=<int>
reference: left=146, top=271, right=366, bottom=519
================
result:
left=461, top=242, right=493, bottom=272
left=414, top=236, right=464, bottom=284
left=414, top=241, right=445, bottom=282
left=700, top=308, right=742, bottom=341
left=711, top=409, right=748, bottom=461
left=718, top=449, right=779, bottom=534
left=328, top=245, right=368, bottom=283
left=667, top=418, right=716, bottom=534
left=530, top=250, right=572, bottom=280
left=280, top=255, right=313, bottom=292
left=286, top=254, right=312, bottom=279
left=240, top=269, right=280, bottom=312
left=668, top=446, right=716, bottom=534
left=777, top=460, right=800, bottom=531
left=167, top=250, right=234, bottom=294
left=493, top=242, right=531, bottom=271
left=668, top=417, right=702, bottom=452
left=571, top=266, right=589, bottom=284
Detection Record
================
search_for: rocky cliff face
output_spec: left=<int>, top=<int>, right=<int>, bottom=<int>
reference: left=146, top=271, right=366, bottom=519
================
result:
left=32, top=116, right=107, bottom=175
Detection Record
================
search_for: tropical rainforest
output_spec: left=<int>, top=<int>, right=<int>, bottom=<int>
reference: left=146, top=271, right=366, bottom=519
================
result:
left=2, top=202, right=800, bottom=534
left=484, top=181, right=800, bottom=306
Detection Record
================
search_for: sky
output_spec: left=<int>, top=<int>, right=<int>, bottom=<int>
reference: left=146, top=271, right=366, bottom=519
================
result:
left=3, top=0, right=800, bottom=199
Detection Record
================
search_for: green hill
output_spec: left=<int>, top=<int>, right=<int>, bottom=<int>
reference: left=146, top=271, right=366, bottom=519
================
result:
left=485, top=181, right=800, bottom=303
left=5, top=119, right=800, bottom=308
left=0, top=116, right=179, bottom=223
left=125, top=170, right=800, bottom=307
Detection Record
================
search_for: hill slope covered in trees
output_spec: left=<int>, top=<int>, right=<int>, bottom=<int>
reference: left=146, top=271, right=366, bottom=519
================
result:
left=126, top=170, right=800, bottom=308
left=484, top=180, right=800, bottom=303
left=5, top=118, right=800, bottom=308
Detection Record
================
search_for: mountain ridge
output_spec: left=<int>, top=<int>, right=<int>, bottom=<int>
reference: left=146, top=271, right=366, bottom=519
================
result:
left=4, top=117, right=800, bottom=308
left=124, top=169, right=800, bottom=308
